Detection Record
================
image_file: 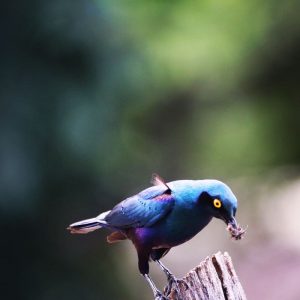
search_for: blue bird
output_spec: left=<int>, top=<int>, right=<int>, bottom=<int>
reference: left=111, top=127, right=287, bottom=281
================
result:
left=68, top=174, right=244, bottom=299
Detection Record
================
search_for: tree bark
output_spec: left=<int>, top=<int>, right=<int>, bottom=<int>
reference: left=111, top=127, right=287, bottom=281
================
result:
left=165, top=252, right=247, bottom=300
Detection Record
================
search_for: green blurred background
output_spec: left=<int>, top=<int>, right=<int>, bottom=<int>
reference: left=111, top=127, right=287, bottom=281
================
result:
left=1, top=0, right=300, bottom=299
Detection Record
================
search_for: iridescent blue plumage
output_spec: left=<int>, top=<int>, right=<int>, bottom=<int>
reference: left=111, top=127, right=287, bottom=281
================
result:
left=105, top=185, right=174, bottom=228
left=68, top=175, right=242, bottom=300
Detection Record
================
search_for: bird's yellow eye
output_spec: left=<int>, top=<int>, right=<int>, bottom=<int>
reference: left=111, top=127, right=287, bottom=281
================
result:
left=213, top=199, right=222, bottom=208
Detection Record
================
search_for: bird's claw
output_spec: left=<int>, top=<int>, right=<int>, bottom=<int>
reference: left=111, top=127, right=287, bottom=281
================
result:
left=165, top=278, right=192, bottom=300
left=164, top=276, right=180, bottom=296
left=155, top=291, right=168, bottom=300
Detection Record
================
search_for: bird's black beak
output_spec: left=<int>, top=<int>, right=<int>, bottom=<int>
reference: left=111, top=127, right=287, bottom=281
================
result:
left=226, top=216, right=238, bottom=230
left=225, top=215, right=246, bottom=240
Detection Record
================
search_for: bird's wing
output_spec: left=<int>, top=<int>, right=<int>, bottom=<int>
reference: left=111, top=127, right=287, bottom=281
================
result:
left=104, top=184, right=175, bottom=229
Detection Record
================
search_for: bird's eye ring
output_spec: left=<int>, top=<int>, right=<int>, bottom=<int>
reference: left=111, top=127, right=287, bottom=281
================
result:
left=213, top=199, right=222, bottom=208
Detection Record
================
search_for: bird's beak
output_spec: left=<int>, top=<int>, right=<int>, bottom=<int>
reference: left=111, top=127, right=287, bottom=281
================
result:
left=225, top=215, right=246, bottom=240
left=226, top=216, right=238, bottom=230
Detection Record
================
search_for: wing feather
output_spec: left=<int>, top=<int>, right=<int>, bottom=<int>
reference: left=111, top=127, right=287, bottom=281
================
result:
left=104, top=185, right=174, bottom=229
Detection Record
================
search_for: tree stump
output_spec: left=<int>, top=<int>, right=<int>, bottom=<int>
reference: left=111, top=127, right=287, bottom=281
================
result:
left=165, top=252, right=247, bottom=300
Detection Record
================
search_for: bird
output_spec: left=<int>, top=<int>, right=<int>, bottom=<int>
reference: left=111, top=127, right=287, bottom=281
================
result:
left=67, top=174, right=244, bottom=299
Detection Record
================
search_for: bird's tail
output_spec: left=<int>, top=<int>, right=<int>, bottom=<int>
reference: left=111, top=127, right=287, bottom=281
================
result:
left=67, top=211, right=110, bottom=234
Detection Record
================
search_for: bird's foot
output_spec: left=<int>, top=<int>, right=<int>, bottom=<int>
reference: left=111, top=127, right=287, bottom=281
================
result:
left=165, top=275, right=180, bottom=296
left=164, top=275, right=191, bottom=295
left=154, top=291, right=168, bottom=300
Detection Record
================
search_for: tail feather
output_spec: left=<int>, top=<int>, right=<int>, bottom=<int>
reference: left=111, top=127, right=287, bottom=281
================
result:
left=67, top=210, right=111, bottom=234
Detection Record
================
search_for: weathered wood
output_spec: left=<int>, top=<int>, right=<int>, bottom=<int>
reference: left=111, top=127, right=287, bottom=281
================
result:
left=165, top=252, right=247, bottom=300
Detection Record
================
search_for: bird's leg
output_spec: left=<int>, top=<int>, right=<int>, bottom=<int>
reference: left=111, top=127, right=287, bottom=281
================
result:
left=137, top=248, right=167, bottom=299
left=155, top=260, right=180, bottom=295
left=156, top=260, right=176, bottom=282
left=143, top=274, right=168, bottom=300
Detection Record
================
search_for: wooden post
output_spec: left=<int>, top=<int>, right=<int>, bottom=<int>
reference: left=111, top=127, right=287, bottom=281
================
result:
left=165, top=252, right=247, bottom=300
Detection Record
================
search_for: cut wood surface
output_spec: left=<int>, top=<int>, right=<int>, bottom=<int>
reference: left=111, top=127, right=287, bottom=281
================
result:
left=165, top=252, right=247, bottom=300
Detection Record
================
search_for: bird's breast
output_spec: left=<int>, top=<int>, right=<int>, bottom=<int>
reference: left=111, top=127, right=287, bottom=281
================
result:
left=131, top=206, right=212, bottom=248
left=158, top=210, right=212, bottom=246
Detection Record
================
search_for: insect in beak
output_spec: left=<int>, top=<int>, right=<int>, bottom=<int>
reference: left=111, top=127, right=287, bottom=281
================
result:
left=226, top=216, right=247, bottom=240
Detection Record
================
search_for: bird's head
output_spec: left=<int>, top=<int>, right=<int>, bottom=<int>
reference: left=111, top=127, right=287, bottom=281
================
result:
left=197, top=180, right=245, bottom=239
